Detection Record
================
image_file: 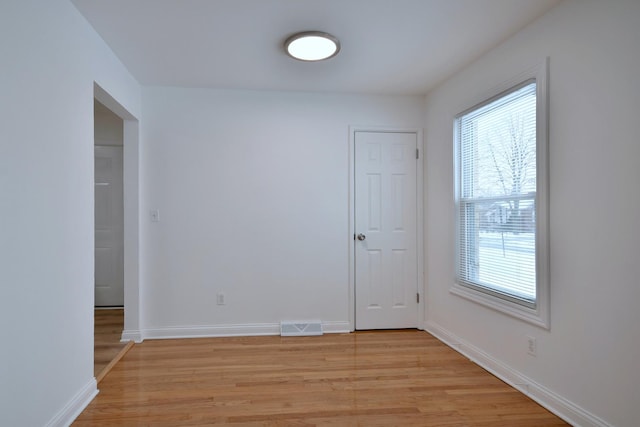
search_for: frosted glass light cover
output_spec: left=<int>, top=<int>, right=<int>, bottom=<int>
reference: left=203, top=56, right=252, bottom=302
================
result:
left=285, top=32, right=340, bottom=61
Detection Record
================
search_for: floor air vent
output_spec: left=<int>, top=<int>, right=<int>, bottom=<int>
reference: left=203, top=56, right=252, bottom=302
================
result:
left=280, top=321, right=323, bottom=336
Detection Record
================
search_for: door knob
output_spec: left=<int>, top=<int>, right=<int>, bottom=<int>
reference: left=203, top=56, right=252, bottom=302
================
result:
left=357, top=233, right=366, bottom=241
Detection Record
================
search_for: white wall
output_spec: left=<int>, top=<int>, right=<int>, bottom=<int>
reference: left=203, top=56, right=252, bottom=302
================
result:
left=95, top=101, right=124, bottom=146
left=423, top=1, right=640, bottom=426
left=140, top=88, right=424, bottom=335
left=0, top=1, right=140, bottom=425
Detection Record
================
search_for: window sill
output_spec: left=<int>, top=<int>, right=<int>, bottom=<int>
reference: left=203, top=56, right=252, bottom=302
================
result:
left=450, top=282, right=550, bottom=329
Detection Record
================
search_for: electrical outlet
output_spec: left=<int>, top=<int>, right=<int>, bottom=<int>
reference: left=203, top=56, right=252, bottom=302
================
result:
left=526, top=335, right=537, bottom=357
left=216, top=292, right=225, bottom=305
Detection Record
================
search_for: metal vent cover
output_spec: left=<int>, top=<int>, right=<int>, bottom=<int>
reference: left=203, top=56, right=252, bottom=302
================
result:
left=280, top=321, right=323, bottom=336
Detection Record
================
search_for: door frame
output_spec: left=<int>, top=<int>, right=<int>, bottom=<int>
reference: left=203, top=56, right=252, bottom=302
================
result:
left=348, top=126, right=425, bottom=331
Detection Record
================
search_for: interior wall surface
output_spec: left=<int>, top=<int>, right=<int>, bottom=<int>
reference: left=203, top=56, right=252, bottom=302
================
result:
left=0, top=1, right=140, bottom=425
left=140, top=87, right=425, bottom=334
left=423, top=1, right=640, bottom=426
left=95, top=102, right=124, bottom=146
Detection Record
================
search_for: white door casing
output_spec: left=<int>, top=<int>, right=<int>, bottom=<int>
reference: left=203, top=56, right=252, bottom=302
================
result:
left=95, top=145, right=124, bottom=306
left=353, top=130, right=419, bottom=329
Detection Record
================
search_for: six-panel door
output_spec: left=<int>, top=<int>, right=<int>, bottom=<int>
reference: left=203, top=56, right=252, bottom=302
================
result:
left=355, top=131, right=418, bottom=329
left=95, top=146, right=124, bottom=307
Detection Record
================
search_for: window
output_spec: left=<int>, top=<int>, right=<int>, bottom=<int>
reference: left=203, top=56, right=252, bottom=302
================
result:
left=453, top=60, right=549, bottom=328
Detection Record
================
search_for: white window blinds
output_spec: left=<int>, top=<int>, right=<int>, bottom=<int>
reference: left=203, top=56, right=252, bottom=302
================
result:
left=456, top=81, right=537, bottom=306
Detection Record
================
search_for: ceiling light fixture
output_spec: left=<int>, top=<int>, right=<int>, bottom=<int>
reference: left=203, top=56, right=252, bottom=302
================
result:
left=284, top=31, right=340, bottom=62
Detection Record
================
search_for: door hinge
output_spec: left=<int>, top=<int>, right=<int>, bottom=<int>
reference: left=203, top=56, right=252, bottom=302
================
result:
left=416, top=293, right=420, bottom=303
left=353, top=233, right=356, bottom=241
left=416, top=148, right=419, bottom=159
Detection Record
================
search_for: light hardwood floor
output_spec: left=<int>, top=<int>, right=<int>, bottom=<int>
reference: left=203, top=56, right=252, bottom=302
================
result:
left=94, top=308, right=127, bottom=378
left=76, top=330, right=568, bottom=426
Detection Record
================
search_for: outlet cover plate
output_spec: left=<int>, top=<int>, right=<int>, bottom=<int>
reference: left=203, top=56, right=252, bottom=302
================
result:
left=526, top=335, right=537, bottom=357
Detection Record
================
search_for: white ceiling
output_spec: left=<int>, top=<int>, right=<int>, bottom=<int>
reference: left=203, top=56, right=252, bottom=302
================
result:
left=72, top=0, right=561, bottom=95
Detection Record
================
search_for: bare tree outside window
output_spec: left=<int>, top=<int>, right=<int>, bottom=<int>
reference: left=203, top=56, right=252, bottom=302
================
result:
left=476, top=112, right=537, bottom=236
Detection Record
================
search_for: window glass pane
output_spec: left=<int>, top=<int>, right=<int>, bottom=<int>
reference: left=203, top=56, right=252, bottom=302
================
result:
left=460, top=82, right=536, bottom=199
left=459, top=199, right=536, bottom=302
left=457, top=81, right=537, bottom=305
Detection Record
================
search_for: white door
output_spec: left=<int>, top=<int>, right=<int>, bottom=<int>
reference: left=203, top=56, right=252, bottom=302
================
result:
left=355, top=131, right=418, bottom=329
left=95, top=146, right=124, bottom=307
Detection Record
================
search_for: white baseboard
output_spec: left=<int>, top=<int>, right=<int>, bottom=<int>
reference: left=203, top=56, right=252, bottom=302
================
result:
left=320, top=321, right=351, bottom=334
left=121, top=329, right=143, bottom=343
left=424, top=321, right=611, bottom=427
left=45, top=378, right=98, bottom=427
left=142, top=321, right=351, bottom=340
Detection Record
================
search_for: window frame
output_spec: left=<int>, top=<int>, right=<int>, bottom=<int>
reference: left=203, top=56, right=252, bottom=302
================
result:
left=452, top=58, right=550, bottom=329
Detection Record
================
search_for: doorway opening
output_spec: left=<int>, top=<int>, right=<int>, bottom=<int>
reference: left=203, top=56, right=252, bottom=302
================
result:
left=93, top=83, right=141, bottom=382
left=94, top=99, right=125, bottom=378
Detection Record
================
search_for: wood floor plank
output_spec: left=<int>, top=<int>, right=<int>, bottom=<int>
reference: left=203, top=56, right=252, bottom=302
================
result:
left=94, top=308, right=127, bottom=378
left=75, top=330, right=568, bottom=426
